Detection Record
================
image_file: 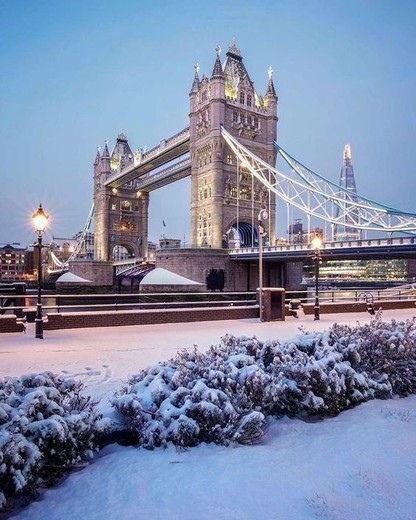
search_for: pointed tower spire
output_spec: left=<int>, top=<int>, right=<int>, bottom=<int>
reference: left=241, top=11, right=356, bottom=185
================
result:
left=94, top=146, right=101, bottom=166
left=191, top=63, right=200, bottom=92
left=343, top=143, right=352, bottom=164
left=102, top=140, right=110, bottom=158
left=340, top=144, right=357, bottom=192
left=211, top=45, right=224, bottom=79
left=100, top=139, right=111, bottom=175
left=265, top=66, right=277, bottom=97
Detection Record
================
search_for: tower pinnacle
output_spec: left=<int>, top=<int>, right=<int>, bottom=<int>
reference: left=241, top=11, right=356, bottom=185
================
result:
left=211, top=45, right=224, bottom=79
left=343, top=143, right=352, bottom=163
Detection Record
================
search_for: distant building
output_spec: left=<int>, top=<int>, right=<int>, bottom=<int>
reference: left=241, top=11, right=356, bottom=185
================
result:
left=0, top=244, right=28, bottom=281
left=147, top=241, right=157, bottom=262
left=288, top=219, right=323, bottom=244
left=334, top=144, right=361, bottom=241
left=159, top=237, right=182, bottom=249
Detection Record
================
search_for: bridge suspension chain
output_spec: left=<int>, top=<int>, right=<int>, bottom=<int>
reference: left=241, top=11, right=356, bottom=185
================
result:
left=220, top=126, right=416, bottom=234
left=50, top=203, right=95, bottom=270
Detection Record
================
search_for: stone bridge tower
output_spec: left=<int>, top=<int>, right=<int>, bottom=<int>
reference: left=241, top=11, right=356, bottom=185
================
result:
left=93, top=133, right=149, bottom=262
left=189, top=43, right=278, bottom=249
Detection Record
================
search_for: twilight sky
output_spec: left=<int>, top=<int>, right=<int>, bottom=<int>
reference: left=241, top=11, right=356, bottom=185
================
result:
left=1, top=0, right=415, bottom=247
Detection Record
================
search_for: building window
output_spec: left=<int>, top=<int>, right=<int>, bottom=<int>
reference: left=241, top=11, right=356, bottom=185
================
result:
left=239, top=92, right=245, bottom=104
left=232, top=111, right=238, bottom=122
left=240, top=186, right=251, bottom=200
left=226, top=153, right=233, bottom=165
left=247, top=94, right=252, bottom=107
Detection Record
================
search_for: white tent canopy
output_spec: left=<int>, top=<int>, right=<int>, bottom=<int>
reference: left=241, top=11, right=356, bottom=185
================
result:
left=140, top=267, right=202, bottom=286
left=56, top=272, right=92, bottom=284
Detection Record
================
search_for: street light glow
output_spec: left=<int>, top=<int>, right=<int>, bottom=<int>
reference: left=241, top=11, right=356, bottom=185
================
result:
left=32, top=204, right=49, bottom=235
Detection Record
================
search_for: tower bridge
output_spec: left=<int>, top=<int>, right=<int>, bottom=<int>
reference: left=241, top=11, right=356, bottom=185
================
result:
left=67, top=42, right=416, bottom=291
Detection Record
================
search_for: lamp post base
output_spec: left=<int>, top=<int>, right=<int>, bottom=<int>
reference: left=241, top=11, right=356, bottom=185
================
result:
left=314, top=296, right=320, bottom=321
left=35, top=319, right=43, bottom=339
left=35, top=302, right=43, bottom=339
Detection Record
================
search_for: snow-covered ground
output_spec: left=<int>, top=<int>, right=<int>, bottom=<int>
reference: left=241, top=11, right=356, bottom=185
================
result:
left=1, top=309, right=416, bottom=520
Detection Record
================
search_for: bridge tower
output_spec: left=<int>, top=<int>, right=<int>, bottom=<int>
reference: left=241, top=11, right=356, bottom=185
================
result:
left=93, top=133, right=149, bottom=262
left=189, top=43, right=278, bottom=249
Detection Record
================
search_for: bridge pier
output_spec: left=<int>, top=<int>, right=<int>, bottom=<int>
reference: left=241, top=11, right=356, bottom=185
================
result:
left=156, top=249, right=305, bottom=292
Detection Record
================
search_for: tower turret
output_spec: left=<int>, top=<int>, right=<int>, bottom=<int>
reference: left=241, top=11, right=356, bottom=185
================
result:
left=100, top=140, right=111, bottom=175
left=189, top=63, right=200, bottom=114
left=211, top=45, right=224, bottom=79
left=93, top=147, right=101, bottom=172
left=110, top=133, right=133, bottom=172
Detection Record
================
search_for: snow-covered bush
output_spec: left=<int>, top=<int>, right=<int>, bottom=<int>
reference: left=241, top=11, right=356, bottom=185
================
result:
left=113, top=313, right=416, bottom=449
left=112, top=346, right=266, bottom=449
left=327, top=312, right=416, bottom=396
left=0, top=372, right=107, bottom=511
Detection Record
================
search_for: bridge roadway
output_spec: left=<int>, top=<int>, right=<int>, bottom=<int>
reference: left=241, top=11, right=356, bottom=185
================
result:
left=229, top=236, right=416, bottom=262
left=105, top=127, right=190, bottom=190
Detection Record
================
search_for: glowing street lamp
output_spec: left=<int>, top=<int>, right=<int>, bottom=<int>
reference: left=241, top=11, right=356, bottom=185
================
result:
left=311, top=235, right=322, bottom=321
left=32, top=204, right=48, bottom=339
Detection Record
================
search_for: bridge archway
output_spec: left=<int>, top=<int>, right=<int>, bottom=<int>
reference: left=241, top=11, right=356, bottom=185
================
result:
left=112, top=244, right=135, bottom=262
left=226, top=222, right=258, bottom=248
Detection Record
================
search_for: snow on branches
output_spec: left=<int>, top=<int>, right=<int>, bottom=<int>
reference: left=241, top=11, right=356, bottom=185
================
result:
left=113, top=313, right=416, bottom=449
left=0, top=372, right=107, bottom=511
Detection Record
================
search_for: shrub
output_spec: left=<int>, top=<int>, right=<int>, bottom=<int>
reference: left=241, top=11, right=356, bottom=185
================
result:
left=0, top=372, right=107, bottom=512
left=113, top=313, right=416, bottom=448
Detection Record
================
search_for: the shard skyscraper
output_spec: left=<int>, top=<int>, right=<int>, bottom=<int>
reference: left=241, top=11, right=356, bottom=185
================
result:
left=334, top=144, right=362, bottom=241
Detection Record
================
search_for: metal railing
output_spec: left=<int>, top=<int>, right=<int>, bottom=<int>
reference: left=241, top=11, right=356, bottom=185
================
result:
left=0, top=291, right=257, bottom=316
left=1, top=288, right=415, bottom=318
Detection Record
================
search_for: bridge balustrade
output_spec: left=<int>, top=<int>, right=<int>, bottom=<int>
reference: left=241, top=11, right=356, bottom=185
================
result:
left=135, top=158, right=191, bottom=190
left=141, top=127, right=190, bottom=162
left=230, top=236, right=416, bottom=257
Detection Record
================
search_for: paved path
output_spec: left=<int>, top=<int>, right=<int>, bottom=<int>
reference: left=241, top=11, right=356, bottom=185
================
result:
left=1, top=308, right=415, bottom=412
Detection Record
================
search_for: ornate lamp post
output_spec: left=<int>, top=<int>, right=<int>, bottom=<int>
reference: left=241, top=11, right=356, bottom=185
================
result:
left=32, top=204, right=48, bottom=339
left=311, top=235, right=322, bottom=321
left=258, top=209, right=268, bottom=322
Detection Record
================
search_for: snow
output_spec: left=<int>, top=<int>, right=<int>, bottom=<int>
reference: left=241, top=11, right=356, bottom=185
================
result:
left=1, top=308, right=416, bottom=519
left=55, top=272, right=92, bottom=283
left=140, top=267, right=202, bottom=285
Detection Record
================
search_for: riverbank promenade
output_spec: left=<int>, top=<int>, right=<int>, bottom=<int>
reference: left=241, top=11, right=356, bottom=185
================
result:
left=1, top=308, right=415, bottom=404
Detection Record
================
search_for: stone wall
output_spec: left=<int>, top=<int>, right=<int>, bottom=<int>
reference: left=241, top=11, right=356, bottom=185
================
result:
left=156, top=248, right=230, bottom=289
left=67, top=261, right=114, bottom=286
left=44, top=306, right=258, bottom=330
left=0, top=315, right=25, bottom=333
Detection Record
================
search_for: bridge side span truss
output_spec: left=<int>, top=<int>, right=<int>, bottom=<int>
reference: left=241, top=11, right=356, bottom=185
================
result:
left=220, top=126, right=416, bottom=235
